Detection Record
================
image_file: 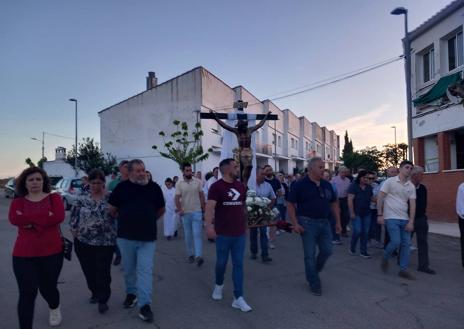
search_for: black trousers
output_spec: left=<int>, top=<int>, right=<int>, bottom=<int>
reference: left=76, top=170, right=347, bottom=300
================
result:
left=338, top=197, right=349, bottom=234
left=13, top=253, right=63, bottom=329
left=414, top=216, right=430, bottom=270
left=74, top=239, right=114, bottom=304
left=459, top=216, right=464, bottom=268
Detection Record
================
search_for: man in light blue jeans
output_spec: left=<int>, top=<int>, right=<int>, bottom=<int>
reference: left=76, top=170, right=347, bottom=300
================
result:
left=181, top=211, right=203, bottom=262
left=117, top=239, right=155, bottom=309
left=108, top=159, right=165, bottom=323
left=175, top=162, right=206, bottom=266
left=377, top=160, right=416, bottom=280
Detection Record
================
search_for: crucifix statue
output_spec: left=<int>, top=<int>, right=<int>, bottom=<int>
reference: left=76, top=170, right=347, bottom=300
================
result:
left=200, top=100, right=277, bottom=185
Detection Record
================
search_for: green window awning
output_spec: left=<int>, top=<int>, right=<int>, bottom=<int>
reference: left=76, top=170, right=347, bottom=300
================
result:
left=413, top=71, right=462, bottom=106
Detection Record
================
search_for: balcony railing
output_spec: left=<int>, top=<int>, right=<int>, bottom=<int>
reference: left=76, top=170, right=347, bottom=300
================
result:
left=256, top=143, right=273, bottom=155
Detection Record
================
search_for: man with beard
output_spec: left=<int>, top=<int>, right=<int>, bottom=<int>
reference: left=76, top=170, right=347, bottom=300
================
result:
left=175, top=162, right=206, bottom=266
left=108, top=159, right=165, bottom=323
left=205, top=158, right=252, bottom=312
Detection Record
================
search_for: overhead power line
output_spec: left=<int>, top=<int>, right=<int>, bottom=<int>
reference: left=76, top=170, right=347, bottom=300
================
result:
left=212, top=55, right=404, bottom=111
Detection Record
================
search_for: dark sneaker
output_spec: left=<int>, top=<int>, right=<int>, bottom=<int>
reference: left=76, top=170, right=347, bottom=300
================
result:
left=418, top=268, right=436, bottom=275
left=310, top=286, right=322, bottom=296
left=262, top=256, right=273, bottom=263
left=113, top=255, right=121, bottom=266
left=188, top=256, right=195, bottom=263
left=196, top=257, right=204, bottom=267
left=89, top=295, right=98, bottom=304
left=360, top=252, right=372, bottom=259
left=398, top=270, right=416, bottom=280
left=250, top=253, right=257, bottom=260
left=381, top=259, right=389, bottom=273
left=138, top=304, right=153, bottom=322
left=98, top=303, right=109, bottom=314
left=123, top=294, right=137, bottom=308
left=348, top=249, right=356, bottom=256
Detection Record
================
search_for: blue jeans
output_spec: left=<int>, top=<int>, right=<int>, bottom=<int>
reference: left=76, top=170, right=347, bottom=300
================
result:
left=276, top=204, right=287, bottom=221
left=369, top=209, right=381, bottom=242
left=182, top=211, right=203, bottom=258
left=298, top=217, right=333, bottom=289
left=350, top=214, right=371, bottom=254
left=117, top=238, right=155, bottom=307
left=383, top=219, right=411, bottom=271
left=215, top=234, right=246, bottom=298
left=249, top=226, right=268, bottom=257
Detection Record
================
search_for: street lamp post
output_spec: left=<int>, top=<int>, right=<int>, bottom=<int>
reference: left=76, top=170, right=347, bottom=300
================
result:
left=391, top=7, right=413, bottom=161
left=391, top=126, right=397, bottom=165
left=30, top=131, right=45, bottom=159
left=69, top=98, right=78, bottom=176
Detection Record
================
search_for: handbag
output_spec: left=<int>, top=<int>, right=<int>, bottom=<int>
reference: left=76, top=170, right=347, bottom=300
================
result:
left=48, top=195, right=73, bottom=261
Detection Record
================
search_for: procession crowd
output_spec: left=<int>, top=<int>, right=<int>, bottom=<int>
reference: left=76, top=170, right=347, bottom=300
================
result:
left=7, top=157, right=464, bottom=329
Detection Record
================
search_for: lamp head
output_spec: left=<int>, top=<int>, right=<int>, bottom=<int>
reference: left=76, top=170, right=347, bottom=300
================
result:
left=69, top=98, right=77, bottom=102
left=391, top=7, right=407, bottom=15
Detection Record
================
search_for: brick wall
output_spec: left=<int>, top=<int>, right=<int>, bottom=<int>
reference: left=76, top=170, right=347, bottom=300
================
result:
left=423, top=170, right=464, bottom=222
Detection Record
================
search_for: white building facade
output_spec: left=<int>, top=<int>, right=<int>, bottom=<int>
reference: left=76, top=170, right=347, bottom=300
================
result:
left=99, top=67, right=340, bottom=183
left=408, top=0, right=464, bottom=221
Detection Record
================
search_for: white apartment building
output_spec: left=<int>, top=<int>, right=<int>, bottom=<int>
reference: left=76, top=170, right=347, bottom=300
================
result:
left=408, top=0, right=463, bottom=221
left=99, top=67, right=340, bottom=183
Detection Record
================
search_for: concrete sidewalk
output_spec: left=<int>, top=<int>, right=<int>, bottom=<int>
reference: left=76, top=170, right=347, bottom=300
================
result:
left=428, top=220, right=460, bottom=238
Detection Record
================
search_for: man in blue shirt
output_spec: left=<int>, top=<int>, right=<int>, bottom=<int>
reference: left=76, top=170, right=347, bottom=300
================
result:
left=287, top=157, right=341, bottom=296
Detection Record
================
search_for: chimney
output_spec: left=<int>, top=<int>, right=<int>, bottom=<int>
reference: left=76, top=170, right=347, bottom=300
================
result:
left=146, top=71, right=157, bottom=90
left=55, top=147, right=66, bottom=161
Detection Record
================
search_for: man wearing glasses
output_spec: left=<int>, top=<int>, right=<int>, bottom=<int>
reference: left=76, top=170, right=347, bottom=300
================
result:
left=377, top=160, right=416, bottom=280
left=287, top=157, right=341, bottom=296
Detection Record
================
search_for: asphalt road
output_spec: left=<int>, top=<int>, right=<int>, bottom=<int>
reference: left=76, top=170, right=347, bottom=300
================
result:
left=0, top=190, right=463, bottom=329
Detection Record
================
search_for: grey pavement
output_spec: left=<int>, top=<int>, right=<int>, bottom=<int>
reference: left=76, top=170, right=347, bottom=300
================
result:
left=0, top=191, right=463, bottom=329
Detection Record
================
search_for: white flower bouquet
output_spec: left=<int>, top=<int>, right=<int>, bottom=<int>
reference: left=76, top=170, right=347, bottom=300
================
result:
left=246, top=190, right=280, bottom=227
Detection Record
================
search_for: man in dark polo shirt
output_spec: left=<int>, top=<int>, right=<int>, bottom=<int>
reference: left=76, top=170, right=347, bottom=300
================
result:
left=108, top=159, right=165, bottom=323
left=287, top=157, right=341, bottom=296
left=410, top=166, right=435, bottom=274
left=205, top=158, right=252, bottom=312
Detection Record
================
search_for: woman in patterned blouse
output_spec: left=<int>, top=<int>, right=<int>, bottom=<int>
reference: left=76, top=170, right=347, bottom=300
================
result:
left=69, top=169, right=116, bottom=314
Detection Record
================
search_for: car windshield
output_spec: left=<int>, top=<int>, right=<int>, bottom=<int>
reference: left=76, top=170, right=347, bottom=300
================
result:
left=71, top=179, right=82, bottom=188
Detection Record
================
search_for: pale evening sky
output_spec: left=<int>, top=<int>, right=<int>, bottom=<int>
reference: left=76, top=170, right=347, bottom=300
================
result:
left=0, top=0, right=453, bottom=178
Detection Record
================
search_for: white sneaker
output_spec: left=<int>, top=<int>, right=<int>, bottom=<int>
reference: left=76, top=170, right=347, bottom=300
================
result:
left=269, top=242, right=276, bottom=249
left=49, top=306, right=62, bottom=326
left=212, top=284, right=223, bottom=300
left=232, top=297, right=252, bottom=312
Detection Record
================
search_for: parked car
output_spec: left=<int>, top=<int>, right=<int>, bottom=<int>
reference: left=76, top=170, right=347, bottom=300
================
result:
left=4, top=178, right=15, bottom=198
left=54, top=177, right=82, bottom=210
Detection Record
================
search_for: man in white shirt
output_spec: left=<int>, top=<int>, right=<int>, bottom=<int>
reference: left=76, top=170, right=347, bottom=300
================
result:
left=377, top=160, right=416, bottom=280
left=456, top=181, right=464, bottom=268
left=203, top=167, right=219, bottom=199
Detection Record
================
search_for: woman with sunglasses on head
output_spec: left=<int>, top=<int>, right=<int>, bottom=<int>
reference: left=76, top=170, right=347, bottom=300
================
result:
left=9, top=167, right=65, bottom=328
left=69, top=169, right=116, bottom=314
left=347, top=170, right=374, bottom=259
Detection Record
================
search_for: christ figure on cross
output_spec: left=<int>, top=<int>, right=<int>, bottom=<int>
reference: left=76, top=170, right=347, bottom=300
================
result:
left=210, top=107, right=272, bottom=184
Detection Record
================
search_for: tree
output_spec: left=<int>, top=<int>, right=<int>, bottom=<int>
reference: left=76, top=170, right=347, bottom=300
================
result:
left=37, top=157, right=47, bottom=169
left=66, top=137, right=117, bottom=175
left=152, top=120, right=213, bottom=169
left=343, top=147, right=383, bottom=173
left=342, top=130, right=354, bottom=160
left=25, top=158, right=36, bottom=167
left=382, top=143, right=408, bottom=168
